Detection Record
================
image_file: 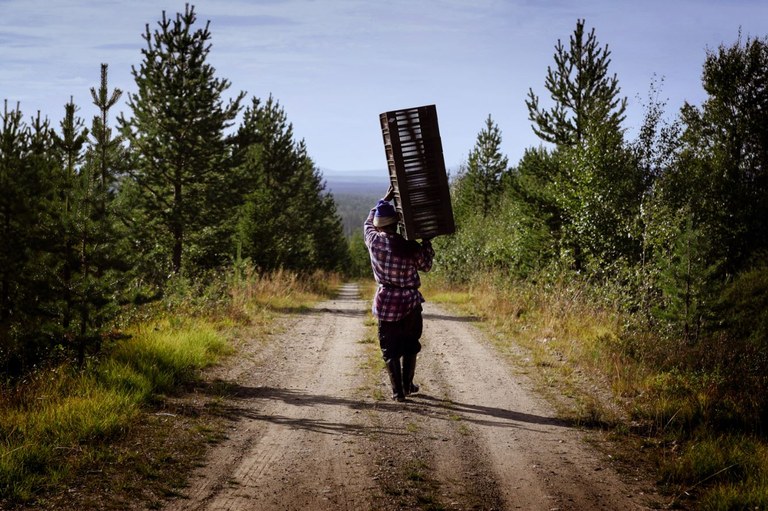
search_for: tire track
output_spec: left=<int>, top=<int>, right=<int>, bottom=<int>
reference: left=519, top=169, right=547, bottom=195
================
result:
left=163, top=284, right=660, bottom=511
left=164, top=283, right=375, bottom=511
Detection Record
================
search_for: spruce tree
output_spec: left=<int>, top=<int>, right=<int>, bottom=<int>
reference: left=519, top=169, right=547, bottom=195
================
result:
left=119, top=4, right=244, bottom=274
left=526, top=18, right=627, bottom=148
left=232, top=96, right=348, bottom=271
left=457, top=115, right=509, bottom=218
left=49, top=99, right=89, bottom=344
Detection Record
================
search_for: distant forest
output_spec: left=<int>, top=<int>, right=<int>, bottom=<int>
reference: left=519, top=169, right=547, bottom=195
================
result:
left=329, top=192, right=377, bottom=237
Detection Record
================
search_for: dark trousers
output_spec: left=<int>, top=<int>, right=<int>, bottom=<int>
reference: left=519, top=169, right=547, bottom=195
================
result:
left=378, top=305, right=423, bottom=360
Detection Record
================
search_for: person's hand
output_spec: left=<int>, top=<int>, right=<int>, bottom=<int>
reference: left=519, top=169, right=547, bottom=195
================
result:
left=383, top=185, right=395, bottom=202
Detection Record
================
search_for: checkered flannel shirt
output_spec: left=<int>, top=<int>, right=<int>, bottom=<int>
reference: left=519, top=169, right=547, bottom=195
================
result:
left=364, top=207, right=434, bottom=322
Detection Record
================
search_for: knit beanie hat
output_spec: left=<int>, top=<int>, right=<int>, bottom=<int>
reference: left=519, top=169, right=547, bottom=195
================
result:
left=373, top=199, right=398, bottom=227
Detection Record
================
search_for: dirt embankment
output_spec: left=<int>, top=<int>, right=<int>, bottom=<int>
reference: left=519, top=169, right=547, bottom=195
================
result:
left=162, top=283, right=661, bottom=511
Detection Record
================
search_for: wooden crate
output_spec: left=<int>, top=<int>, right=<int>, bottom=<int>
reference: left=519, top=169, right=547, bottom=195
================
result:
left=379, top=104, right=455, bottom=240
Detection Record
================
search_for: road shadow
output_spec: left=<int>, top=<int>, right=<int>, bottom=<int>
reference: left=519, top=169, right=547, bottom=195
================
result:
left=191, top=381, right=589, bottom=436
left=191, top=381, right=408, bottom=437
left=412, top=394, right=578, bottom=430
left=422, top=312, right=481, bottom=323
left=334, top=286, right=362, bottom=301
left=315, top=307, right=368, bottom=317
left=264, top=305, right=367, bottom=317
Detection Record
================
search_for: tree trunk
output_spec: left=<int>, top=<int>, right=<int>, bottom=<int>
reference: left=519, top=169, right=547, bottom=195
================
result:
left=172, top=177, right=183, bottom=273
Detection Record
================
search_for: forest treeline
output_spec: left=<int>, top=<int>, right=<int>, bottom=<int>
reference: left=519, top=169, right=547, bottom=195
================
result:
left=3, top=3, right=767, bottom=437
left=2, top=6, right=768, bottom=505
left=0, top=5, right=349, bottom=376
left=438, top=20, right=768, bottom=433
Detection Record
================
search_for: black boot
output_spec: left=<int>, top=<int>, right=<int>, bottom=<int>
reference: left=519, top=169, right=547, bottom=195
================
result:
left=402, top=354, right=419, bottom=396
left=385, top=357, right=405, bottom=401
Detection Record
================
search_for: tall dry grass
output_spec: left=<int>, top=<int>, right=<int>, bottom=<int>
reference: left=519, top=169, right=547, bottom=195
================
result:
left=227, top=268, right=342, bottom=322
left=422, top=271, right=768, bottom=508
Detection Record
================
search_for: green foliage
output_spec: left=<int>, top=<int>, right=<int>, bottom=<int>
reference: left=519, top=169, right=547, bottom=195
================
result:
left=0, top=318, right=228, bottom=504
left=346, top=232, right=371, bottom=278
left=119, top=4, right=245, bottom=274
left=661, top=435, right=768, bottom=510
left=454, top=115, right=509, bottom=219
left=526, top=18, right=627, bottom=147
left=653, top=34, right=768, bottom=276
left=34, top=68, right=131, bottom=367
left=710, top=264, right=768, bottom=426
left=231, top=96, right=349, bottom=272
left=717, top=263, right=768, bottom=348
left=553, top=135, right=643, bottom=271
left=68, top=66, right=130, bottom=365
left=1, top=6, right=350, bottom=375
left=653, top=213, right=722, bottom=344
left=508, top=146, right=562, bottom=249
left=434, top=188, right=554, bottom=282
left=0, top=102, right=43, bottom=373
left=512, top=19, right=643, bottom=272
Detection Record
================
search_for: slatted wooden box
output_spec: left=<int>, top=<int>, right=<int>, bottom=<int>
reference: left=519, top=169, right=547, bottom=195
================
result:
left=379, top=104, right=455, bottom=240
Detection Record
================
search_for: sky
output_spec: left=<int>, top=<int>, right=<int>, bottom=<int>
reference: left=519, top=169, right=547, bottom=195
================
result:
left=1, top=0, right=767, bottom=178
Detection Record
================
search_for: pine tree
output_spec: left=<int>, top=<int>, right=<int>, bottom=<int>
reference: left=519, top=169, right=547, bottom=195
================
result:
left=232, top=96, right=303, bottom=270
left=49, top=99, right=89, bottom=345
left=89, top=64, right=124, bottom=212
left=457, top=115, right=509, bottom=218
left=0, top=102, right=32, bottom=373
left=0, top=103, right=61, bottom=373
left=295, top=141, right=349, bottom=271
left=655, top=213, right=721, bottom=345
left=119, top=4, right=244, bottom=274
left=232, top=96, right=348, bottom=271
left=522, top=19, right=642, bottom=271
left=0, top=101, right=29, bottom=325
left=526, top=19, right=626, bottom=148
left=65, top=64, right=128, bottom=365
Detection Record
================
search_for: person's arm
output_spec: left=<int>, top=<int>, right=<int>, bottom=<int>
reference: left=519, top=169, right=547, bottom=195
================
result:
left=363, top=207, right=377, bottom=247
left=415, top=238, right=434, bottom=272
left=364, top=186, right=395, bottom=246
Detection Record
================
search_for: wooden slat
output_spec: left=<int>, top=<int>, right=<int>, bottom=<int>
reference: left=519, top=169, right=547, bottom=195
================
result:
left=379, top=104, right=455, bottom=240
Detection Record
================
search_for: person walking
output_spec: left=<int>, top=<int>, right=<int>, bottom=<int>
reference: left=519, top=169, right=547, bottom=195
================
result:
left=364, top=186, right=434, bottom=402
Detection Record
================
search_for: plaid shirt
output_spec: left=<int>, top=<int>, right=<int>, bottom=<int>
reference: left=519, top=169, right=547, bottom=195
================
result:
left=364, top=207, right=434, bottom=321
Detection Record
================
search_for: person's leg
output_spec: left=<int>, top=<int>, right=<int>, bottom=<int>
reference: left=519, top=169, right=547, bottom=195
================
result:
left=378, top=320, right=405, bottom=401
left=401, top=306, right=423, bottom=396
left=402, top=353, right=418, bottom=396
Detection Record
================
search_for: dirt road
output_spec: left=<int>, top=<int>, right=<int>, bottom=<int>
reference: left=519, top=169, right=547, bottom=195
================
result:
left=163, top=283, right=660, bottom=510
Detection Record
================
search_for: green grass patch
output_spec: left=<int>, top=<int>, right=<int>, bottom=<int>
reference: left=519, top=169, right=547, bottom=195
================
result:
left=0, top=317, right=230, bottom=505
left=663, top=434, right=768, bottom=509
left=406, top=422, right=420, bottom=433
left=404, top=459, right=428, bottom=482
